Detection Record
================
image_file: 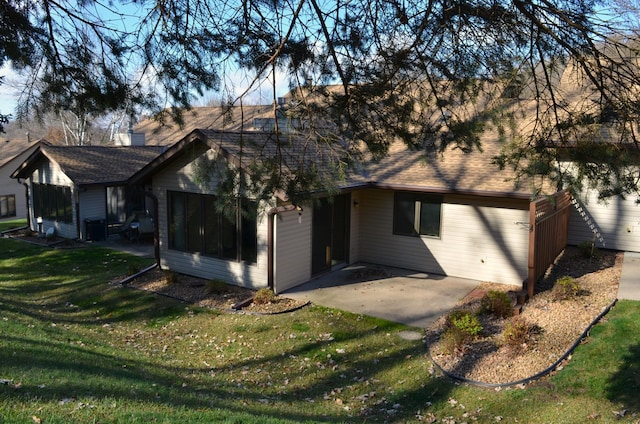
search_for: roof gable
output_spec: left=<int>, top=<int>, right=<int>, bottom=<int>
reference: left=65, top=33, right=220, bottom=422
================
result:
left=12, top=145, right=166, bottom=185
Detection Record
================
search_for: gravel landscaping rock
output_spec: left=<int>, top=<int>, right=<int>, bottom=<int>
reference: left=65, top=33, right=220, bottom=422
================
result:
left=425, top=246, right=621, bottom=385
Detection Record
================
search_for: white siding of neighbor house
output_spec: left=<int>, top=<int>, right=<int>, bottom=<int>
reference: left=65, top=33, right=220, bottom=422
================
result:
left=356, top=189, right=530, bottom=285
left=1, top=147, right=37, bottom=221
left=569, top=189, right=640, bottom=253
left=28, top=161, right=78, bottom=239
left=152, top=146, right=270, bottom=290
left=272, top=208, right=312, bottom=293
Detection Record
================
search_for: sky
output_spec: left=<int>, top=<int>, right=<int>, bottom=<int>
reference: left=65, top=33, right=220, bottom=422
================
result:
left=0, top=63, right=20, bottom=119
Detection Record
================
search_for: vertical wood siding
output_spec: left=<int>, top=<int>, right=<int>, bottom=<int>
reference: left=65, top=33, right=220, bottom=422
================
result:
left=152, top=147, right=269, bottom=289
left=569, top=188, right=640, bottom=253
left=357, top=189, right=530, bottom=285
left=527, top=190, right=571, bottom=298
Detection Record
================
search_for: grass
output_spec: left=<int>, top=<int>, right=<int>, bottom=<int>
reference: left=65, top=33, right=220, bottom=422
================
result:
left=1, top=232, right=639, bottom=423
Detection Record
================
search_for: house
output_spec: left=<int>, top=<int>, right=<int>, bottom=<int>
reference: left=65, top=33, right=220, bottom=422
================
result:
left=129, top=124, right=547, bottom=294
left=0, top=138, right=44, bottom=222
left=11, top=142, right=166, bottom=240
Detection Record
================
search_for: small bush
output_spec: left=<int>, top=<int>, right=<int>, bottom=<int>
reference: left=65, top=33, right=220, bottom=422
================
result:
left=552, top=275, right=581, bottom=301
left=254, top=288, right=277, bottom=305
left=163, top=270, right=178, bottom=285
left=206, top=279, right=229, bottom=295
left=446, top=309, right=483, bottom=337
left=442, top=309, right=483, bottom=354
left=480, top=290, right=513, bottom=318
left=442, top=327, right=471, bottom=354
left=578, top=240, right=599, bottom=259
left=502, top=316, right=539, bottom=349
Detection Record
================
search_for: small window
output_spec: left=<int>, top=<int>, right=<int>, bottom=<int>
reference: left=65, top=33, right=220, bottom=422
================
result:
left=0, top=195, right=16, bottom=218
left=393, top=192, right=442, bottom=238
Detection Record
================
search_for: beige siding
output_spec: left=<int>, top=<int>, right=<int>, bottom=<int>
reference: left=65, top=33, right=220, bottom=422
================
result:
left=569, top=189, right=640, bottom=252
left=153, top=147, right=269, bottom=290
left=0, top=145, right=39, bottom=221
left=273, top=209, right=312, bottom=293
left=357, top=189, right=529, bottom=285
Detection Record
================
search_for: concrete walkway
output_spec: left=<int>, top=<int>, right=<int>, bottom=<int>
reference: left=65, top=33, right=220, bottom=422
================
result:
left=283, top=263, right=481, bottom=329
left=618, top=252, right=640, bottom=301
left=93, top=235, right=156, bottom=259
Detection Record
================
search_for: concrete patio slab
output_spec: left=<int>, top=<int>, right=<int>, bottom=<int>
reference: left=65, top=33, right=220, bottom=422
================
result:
left=618, top=252, right=640, bottom=301
left=283, top=263, right=481, bottom=329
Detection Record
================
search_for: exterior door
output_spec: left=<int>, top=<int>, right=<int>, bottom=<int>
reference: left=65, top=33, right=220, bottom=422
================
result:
left=312, top=194, right=350, bottom=275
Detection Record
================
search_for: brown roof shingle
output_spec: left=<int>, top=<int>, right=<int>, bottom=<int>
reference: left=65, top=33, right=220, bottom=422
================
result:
left=12, top=145, right=166, bottom=185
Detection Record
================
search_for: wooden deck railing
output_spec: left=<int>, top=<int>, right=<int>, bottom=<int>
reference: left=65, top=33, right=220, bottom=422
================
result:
left=526, top=190, right=572, bottom=298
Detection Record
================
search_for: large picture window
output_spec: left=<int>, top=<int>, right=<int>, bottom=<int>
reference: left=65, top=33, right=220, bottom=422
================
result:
left=393, top=192, right=442, bottom=238
left=0, top=195, right=16, bottom=218
left=32, top=183, right=73, bottom=223
left=168, top=191, right=257, bottom=263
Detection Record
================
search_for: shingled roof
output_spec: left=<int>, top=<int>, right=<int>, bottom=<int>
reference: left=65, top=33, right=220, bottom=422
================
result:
left=12, top=145, right=167, bottom=185
left=130, top=125, right=544, bottom=201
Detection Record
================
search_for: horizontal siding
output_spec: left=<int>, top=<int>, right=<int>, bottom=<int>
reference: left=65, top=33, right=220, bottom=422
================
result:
left=0, top=168, right=26, bottom=220
left=273, top=209, right=312, bottom=293
left=153, top=148, right=269, bottom=290
left=569, top=190, right=640, bottom=252
left=78, top=188, right=106, bottom=240
left=0, top=147, right=38, bottom=220
left=358, top=189, right=529, bottom=285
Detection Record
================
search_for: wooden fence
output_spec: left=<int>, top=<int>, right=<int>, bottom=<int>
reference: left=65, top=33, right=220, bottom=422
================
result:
left=526, top=190, right=572, bottom=298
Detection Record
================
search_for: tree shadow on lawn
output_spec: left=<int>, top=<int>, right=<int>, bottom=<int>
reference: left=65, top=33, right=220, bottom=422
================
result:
left=1, top=241, right=164, bottom=325
left=0, top=314, right=458, bottom=423
left=606, top=342, right=640, bottom=414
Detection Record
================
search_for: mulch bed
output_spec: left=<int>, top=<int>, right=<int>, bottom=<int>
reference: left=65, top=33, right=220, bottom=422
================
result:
left=425, top=246, right=621, bottom=385
left=3, top=229, right=86, bottom=249
left=121, top=267, right=309, bottom=314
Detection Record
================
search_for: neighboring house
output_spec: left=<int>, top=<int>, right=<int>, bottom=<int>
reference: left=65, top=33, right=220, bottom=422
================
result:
left=0, top=138, right=44, bottom=222
left=130, top=127, right=543, bottom=293
left=11, top=142, right=166, bottom=240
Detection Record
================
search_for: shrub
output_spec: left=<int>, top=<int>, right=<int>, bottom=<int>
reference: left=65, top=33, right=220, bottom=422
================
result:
left=448, top=310, right=483, bottom=337
left=502, top=316, right=541, bottom=353
left=163, top=270, right=178, bottom=285
left=206, top=279, right=229, bottom=295
left=480, top=290, right=513, bottom=318
left=442, top=327, right=471, bottom=354
left=442, top=309, right=483, bottom=354
left=552, top=275, right=581, bottom=301
left=254, top=288, right=277, bottom=305
left=578, top=240, right=599, bottom=259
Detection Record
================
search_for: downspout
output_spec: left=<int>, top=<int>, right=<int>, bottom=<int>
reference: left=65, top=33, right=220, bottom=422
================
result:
left=21, top=180, right=31, bottom=229
left=144, top=190, right=161, bottom=266
left=268, top=209, right=275, bottom=291
left=75, top=186, right=81, bottom=240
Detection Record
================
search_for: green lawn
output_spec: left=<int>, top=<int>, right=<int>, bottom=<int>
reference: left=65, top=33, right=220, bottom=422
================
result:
left=1, top=232, right=639, bottom=423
